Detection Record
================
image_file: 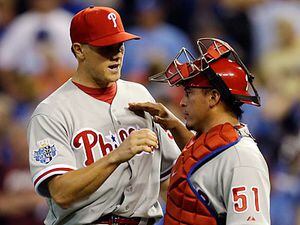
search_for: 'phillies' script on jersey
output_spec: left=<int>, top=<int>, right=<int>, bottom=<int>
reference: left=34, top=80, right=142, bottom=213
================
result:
left=72, top=126, right=139, bottom=166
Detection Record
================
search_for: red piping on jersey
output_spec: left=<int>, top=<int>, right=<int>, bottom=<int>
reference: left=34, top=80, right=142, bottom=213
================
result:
left=72, top=81, right=117, bottom=104
left=33, top=168, right=73, bottom=186
left=234, top=123, right=244, bottom=129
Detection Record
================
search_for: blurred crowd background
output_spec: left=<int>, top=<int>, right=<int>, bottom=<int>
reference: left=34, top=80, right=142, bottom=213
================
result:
left=0, top=0, right=300, bottom=224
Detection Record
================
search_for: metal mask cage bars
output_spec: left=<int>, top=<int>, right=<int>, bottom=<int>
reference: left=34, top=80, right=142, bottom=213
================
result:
left=197, top=37, right=254, bottom=81
left=149, top=47, right=201, bottom=86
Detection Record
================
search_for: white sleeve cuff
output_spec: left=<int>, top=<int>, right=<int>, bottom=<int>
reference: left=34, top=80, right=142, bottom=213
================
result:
left=33, top=164, right=76, bottom=197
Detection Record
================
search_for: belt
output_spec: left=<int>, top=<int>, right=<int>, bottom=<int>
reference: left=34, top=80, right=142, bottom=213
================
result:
left=92, top=214, right=155, bottom=225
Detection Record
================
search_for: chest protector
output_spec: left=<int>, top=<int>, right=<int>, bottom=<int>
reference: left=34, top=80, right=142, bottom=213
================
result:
left=164, top=123, right=240, bottom=225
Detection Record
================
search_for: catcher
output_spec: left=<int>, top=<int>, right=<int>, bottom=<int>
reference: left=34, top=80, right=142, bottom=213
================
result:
left=129, top=38, right=271, bottom=225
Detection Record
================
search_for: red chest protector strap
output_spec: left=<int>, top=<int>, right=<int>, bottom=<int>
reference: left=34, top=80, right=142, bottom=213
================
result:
left=187, top=134, right=241, bottom=221
left=165, top=123, right=240, bottom=225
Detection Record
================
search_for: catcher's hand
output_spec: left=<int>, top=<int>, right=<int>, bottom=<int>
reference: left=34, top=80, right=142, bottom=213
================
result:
left=128, top=102, right=179, bottom=130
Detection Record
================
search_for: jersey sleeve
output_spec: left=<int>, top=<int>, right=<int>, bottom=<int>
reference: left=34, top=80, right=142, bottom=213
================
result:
left=224, top=166, right=271, bottom=225
left=155, top=123, right=180, bottom=182
left=27, top=114, right=77, bottom=197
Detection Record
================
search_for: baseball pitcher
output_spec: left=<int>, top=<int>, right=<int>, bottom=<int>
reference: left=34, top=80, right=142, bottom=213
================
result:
left=28, top=6, right=180, bottom=225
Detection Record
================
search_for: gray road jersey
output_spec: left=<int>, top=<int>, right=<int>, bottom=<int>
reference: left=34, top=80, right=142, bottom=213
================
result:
left=28, top=79, right=180, bottom=225
left=190, top=125, right=270, bottom=225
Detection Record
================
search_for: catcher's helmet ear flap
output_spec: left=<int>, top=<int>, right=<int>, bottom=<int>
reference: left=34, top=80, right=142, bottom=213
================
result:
left=208, top=58, right=259, bottom=105
left=196, top=38, right=260, bottom=106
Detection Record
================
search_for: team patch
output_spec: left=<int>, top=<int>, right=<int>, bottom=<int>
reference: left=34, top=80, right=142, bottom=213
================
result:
left=34, top=139, right=57, bottom=164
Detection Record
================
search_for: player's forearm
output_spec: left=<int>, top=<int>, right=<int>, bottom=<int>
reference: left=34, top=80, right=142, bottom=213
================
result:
left=48, top=153, right=120, bottom=209
left=169, top=119, right=193, bottom=150
left=48, top=129, right=157, bottom=209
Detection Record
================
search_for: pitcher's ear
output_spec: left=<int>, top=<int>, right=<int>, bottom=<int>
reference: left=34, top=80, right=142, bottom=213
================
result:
left=72, top=43, right=85, bottom=60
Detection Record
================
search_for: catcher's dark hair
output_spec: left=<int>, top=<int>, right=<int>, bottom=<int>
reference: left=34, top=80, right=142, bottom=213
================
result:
left=226, top=100, right=243, bottom=119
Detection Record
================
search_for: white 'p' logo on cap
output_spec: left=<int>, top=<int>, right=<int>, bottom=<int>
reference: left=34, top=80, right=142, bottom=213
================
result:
left=107, top=12, right=117, bottom=28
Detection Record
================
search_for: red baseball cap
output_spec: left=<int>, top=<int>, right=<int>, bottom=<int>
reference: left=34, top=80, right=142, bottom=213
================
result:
left=70, top=6, right=140, bottom=46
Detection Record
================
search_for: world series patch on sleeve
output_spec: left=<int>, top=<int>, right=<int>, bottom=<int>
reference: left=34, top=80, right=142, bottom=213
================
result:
left=34, top=139, right=57, bottom=165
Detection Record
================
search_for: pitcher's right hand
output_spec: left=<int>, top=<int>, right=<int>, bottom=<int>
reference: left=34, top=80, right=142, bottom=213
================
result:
left=112, top=128, right=158, bottom=163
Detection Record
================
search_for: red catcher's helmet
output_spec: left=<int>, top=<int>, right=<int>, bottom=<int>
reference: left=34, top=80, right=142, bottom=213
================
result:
left=149, top=38, right=260, bottom=106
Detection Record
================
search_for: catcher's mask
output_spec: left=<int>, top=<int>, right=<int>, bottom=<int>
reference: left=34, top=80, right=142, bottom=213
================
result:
left=149, top=38, right=261, bottom=106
